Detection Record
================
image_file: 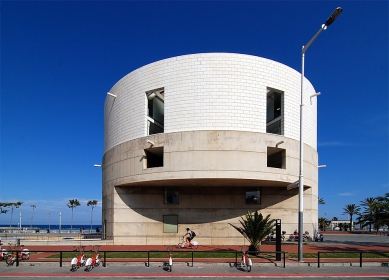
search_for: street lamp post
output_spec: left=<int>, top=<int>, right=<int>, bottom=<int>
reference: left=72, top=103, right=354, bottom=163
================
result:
left=298, top=7, right=342, bottom=262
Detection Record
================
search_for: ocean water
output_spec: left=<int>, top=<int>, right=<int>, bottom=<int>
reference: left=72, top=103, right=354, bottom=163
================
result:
left=0, top=224, right=102, bottom=233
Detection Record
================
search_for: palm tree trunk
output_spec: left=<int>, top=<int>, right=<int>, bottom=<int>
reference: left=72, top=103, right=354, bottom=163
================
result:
left=90, top=208, right=94, bottom=233
left=10, top=209, right=13, bottom=230
left=71, top=208, right=74, bottom=232
left=349, top=215, right=352, bottom=232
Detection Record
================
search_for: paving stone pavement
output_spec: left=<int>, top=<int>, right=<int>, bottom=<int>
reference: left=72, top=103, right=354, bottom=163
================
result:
left=0, top=232, right=388, bottom=277
left=1, top=260, right=389, bottom=278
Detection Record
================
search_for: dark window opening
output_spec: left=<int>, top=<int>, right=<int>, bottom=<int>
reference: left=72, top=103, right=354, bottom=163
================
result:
left=267, top=119, right=282, bottom=134
left=148, top=122, right=164, bottom=135
left=246, top=188, right=261, bottom=204
left=145, top=147, right=163, bottom=168
left=146, top=89, right=164, bottom=135
left=165, top=187, right=179, bottom=204
left=267, top=147, right=285, bottom=169
left=267, top=90, right=283, bottom=135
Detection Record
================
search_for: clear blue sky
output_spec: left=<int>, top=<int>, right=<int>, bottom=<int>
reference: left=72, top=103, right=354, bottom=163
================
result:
left=1, top=1, right=388, bottom=226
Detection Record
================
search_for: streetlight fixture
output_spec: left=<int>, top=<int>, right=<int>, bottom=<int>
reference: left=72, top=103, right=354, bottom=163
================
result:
left=107, top=92, right=117, bottom=98
left=310, top=92, right=321, bottom=104
left=298, top=7, right=342, bottom=262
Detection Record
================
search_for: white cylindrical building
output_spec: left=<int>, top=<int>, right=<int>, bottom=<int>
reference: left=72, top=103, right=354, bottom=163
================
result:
left=102, top=53, right=319, bottom=245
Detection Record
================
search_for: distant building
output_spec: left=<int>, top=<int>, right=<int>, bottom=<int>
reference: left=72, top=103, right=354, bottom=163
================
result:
left=102, top=53, right=319, bottom=245
left=330, top=220, right=352, bottom=230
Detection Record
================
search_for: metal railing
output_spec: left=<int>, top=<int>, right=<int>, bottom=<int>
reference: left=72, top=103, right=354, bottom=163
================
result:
left=7, top=249, right=388, bottom=269
left=0, top=232, right=103, bottom=243
left=317, top=251, right=389, bottom=268
left=3, top=249, right=287, bottom=268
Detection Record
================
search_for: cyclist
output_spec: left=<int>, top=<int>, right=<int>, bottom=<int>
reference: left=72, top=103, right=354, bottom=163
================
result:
left=183, top=228, right=195, bottom=244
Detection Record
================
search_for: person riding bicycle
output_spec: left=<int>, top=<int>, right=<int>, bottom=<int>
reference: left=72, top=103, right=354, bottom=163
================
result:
left=183, top=228, right=195, bottom=243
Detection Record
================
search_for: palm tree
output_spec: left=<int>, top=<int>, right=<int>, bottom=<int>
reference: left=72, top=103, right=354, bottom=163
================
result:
left=229, top=211, right=275, bottom=251
left=318, top=217, right=328, bottom=231
left=67, top=199, right=81, bottom=232
left=377, top=193, right=389, bottom=227
left=3, top=202, right=23, bottom=230
left=0, top=202, right=9, bottom=214
left=343, top=204, right=360, bottom=232
left=30, top=205, right=36, bottom=230
left=359, top=197, right=379, bottom=232
left=377, top=193, right=389, bottom=208
left=318, top=197, right=325, bottom=205
left=87, top=200, right=98, bottom=233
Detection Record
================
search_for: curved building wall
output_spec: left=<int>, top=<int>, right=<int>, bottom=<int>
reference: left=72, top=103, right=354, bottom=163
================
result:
left=102, top=53, right=319, bottom=245
left=105, top=53, right=317, bottom=152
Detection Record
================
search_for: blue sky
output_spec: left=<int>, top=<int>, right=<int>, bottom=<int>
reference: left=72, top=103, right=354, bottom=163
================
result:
left=1, top=1, right=388, bottom=226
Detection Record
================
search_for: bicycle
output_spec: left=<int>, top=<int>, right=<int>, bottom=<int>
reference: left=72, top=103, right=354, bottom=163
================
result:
left=5, top=243, right=17, bottom=266
left=70, top=245, right=86, bottom=272
left=0, top=241, right=8, bottom=261
left=85, top=245, right=101, bottom=272
left=288, top=230, right=309, bottom=242
left=238, top=246, right=252, bottom=272
left=177, top=236, right=198, bottom=249
left=20, top=248, right=30, bottom=260
left=0, top=248, right=8, bottom=261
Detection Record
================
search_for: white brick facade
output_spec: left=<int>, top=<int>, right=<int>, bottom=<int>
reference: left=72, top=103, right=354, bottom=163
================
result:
left=105, top=53, right=317, bottom=153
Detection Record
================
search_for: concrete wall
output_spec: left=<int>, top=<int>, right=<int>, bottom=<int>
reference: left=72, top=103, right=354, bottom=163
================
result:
left=102, top=130, right=318, bottom=244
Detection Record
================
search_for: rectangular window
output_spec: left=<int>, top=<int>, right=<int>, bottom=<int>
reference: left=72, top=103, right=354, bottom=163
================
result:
left=165, top=187, right=179, bottom=204
left=145, top=147, right=164, bottom=168
left=146, top=88, right=164, bottom=135
left=246, top=188, right=261, bottom=204
left=267, top=89, right=283, bottom=135
left=163, top=215, right=178, bottom=233
left=267, top=147, right=286, bottom=169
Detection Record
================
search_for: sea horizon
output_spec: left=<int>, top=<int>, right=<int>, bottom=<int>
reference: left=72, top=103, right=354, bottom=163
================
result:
left=0, top=224, right=102, bottom=231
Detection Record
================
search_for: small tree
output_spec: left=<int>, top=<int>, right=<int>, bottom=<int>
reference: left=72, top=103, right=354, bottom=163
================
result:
left=87, top=200, right=98, bottom=233
left=2, top=202, right=23, bottom=229
left=0, top=202, right=9, bottom=215
left=318, top=217, right=328, bottom=231
left=229, top=211, right=275, bottom=251
left=343, top=204, right=360, bottom=232
left=67, top=199, right=81, bottom=232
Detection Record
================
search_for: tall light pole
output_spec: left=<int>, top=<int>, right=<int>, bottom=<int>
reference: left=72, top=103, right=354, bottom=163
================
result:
left=30, top=205, right=36, bottom=230
left=298, top=7, right=342, bottom=262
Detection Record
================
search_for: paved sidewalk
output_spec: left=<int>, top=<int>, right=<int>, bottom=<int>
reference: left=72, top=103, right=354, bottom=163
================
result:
left=1, top=260, right=389, bottom=278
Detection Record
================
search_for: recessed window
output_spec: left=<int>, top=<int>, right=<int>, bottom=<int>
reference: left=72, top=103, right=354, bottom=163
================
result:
left=267, top=89, right=283, bottom=135
left=163, top=215, right=178, bottom=233
left=267, top=147, right=285, bottom=169
left=165, top=187, right=179, bottom=204
left=246, top=188, right=261, bottom=204
left=146, top=88, right=164, bottom=135
left=145, top=147, right=163, bottom=168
